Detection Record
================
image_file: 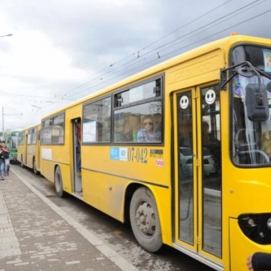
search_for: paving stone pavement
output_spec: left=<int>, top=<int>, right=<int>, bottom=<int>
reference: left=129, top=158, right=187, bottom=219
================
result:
left=0, top=168, right=138, bottom=271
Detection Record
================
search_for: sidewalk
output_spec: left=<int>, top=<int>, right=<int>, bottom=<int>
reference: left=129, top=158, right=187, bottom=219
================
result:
left=0, top=167, right=138, bottom=271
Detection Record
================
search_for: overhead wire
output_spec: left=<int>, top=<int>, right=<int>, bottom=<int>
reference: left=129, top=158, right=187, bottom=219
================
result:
left=61, top=0, right=266, bottom=100
left=0, top=90, right=62, bottom=101
left=134, top=0, right=232, bottom=52
left=19, top=0, right=268, bottom=113
left=45, top=0, right=234, bottom=101
left=131, top=0, right=265, bottom=59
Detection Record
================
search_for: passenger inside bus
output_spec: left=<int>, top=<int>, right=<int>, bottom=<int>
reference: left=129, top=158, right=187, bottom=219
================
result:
left=122, top=116, right=139, bottom=142
left=178, top=119, right=193, bottom=180
left=137, top=115, right=161, bottom=142
left=179, top=119, right=192, bottom=147
left=122, top=122, right=134, bottom=142
left=202, top=121, right=219, bottom=146
left=202, top=121, right=221, bottom=175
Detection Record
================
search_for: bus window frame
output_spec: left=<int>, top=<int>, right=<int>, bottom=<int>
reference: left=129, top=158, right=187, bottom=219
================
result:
left=82, top=74, right=164, bottom=145
left=82, top=95, right=112, bottom=145
left=112, top=74, right=164, bottom=145
left=18, top=131, right=25, bottom=146
left=27, top=127, right=38, bottom=145
left=40, top=112, right=65, bottom=145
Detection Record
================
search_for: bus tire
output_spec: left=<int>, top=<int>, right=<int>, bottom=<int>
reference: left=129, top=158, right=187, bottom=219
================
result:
left=33, top=158, right=38, bottom=175
left=54, top=166, right=66, bottom=198
left=129, top=187, right=163, bottom=252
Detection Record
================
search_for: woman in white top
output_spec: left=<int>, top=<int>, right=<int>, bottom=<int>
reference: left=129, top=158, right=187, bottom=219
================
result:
left=137, top=116, right=160, bottom=142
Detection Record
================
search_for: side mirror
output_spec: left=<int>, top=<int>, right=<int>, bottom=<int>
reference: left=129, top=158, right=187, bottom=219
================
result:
left=245, top=84, right=269, bottom=121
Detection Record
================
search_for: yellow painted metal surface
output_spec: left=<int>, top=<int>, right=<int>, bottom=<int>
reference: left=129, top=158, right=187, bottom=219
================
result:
left=230, top=218, right=271, bottom=271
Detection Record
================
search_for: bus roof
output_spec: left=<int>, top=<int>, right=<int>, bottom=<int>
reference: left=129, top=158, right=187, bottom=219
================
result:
left=19, top=123, right=41, bottom=133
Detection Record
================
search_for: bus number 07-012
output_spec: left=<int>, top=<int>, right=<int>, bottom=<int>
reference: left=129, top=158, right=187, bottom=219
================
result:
left=128, top=148, right=148, bottom=163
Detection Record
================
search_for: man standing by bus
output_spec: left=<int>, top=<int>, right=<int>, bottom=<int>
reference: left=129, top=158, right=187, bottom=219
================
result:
left=2, top=142, right=10, bottom=176
left=0, top=142, right=6, bottom=180
left=247, top=252, right=271, bottom=271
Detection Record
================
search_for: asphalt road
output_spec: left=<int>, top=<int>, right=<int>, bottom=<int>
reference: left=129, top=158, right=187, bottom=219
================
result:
left=13, top=164, right=216, bottom=271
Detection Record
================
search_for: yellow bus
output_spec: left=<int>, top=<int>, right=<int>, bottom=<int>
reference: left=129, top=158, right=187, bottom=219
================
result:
left=18, top=124, right=41, bottom=174
left=37, top=34, right=271, bottom=271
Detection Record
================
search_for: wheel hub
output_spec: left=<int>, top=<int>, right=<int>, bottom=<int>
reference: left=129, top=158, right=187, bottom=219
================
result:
left=136, top=202, right=156, bottom=236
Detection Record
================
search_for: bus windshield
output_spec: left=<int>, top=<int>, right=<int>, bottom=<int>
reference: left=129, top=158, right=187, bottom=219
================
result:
left=232, top=75, right=271, bottom=166
left=11, top=132, right=20, bottom=148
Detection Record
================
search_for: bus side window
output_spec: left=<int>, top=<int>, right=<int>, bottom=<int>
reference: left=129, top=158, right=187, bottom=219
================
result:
left=58, top=136, right=63, bottom=144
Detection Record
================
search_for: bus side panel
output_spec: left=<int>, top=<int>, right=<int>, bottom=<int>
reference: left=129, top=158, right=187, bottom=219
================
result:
left=229, top=218, right=271, bottom=271
left=40, top=158, right=54, bottom=182
left=166, top=49, right=224, bottom=92
left=26, top=145, right=35, bottom=169
left=81, top=170, right=99, bottom=208
left=17, top=150, right=23, bottom=164
left=41, top=158, right=72, bottom=193
left=82, top=169, right=172, bottom=246
left=82, top=147, right=170, bottom=188
left=148, top=185, right=172, bottom=246
left=59, top=163, right=72, bottom=193
left=83, top=171, right=117, bottom=218
left=81, top=144, right=172, bottom=242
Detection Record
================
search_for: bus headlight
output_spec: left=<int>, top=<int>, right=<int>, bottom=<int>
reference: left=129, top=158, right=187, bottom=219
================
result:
left=248, top=218, right=256, bottom=227
left=238, top=213, right=271, bottom=244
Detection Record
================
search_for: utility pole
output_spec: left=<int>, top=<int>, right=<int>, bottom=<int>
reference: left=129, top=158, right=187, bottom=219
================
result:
left=1, top=108, right=3, bottom=141
left=2, top=107, right=23, bottom=140
left=0, top=33, right=13, bottom=140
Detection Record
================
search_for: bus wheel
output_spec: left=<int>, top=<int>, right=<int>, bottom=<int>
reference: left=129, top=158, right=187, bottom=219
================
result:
left=54, top=166, right=66, bottom=198
left=33, top=158, right=38, bottom=175
left=130, top=187, right=163, bottom=252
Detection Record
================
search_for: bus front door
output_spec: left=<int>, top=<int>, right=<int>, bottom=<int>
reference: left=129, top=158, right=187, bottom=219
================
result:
left=175, top=86, right=222, bottom=268
left=24, top=134, right=28, bottom=166
left=73, top=119, right=82, bottom=193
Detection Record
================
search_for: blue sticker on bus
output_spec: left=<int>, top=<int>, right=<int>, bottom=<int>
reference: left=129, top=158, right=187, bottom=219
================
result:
left=110, top=147, right=120, bottom=160
left=119, top=148, right=128, bottom=161
left=110, top=147, right=128, bottom=161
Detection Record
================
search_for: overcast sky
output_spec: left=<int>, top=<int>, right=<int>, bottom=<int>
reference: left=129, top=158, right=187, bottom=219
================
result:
left=0, top=0, right=270, bottom=132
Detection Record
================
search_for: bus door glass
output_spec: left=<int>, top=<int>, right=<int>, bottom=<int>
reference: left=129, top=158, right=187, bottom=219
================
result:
left=73, top=118, right=82, bottom=193
left=176, top=85, right=222, bottom=259
left=177, top=90, right=195, bottom=247
left=200, top=85, right=222, bottom=258
left=25, top=134, right=28, bottom=165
